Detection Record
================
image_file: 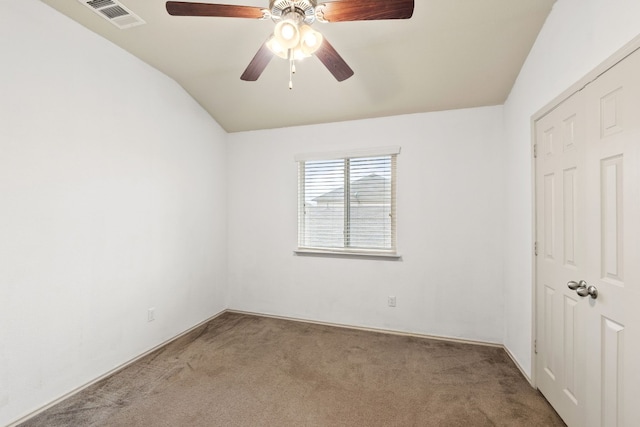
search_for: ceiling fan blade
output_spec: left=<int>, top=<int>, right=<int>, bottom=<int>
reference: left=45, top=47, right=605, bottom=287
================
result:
left=318, top=0, right=414, bottom=22
left=166, top=1, right=265, bottom=18
left=240, top=42, right=274, bottom=81
left=315, top=39, right=354, bottom=82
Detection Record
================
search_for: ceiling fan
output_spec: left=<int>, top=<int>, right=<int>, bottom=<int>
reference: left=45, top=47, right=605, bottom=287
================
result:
left=166, top=0, right=414, bottom=88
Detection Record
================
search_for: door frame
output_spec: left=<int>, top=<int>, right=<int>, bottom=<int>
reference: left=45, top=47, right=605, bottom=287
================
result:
left=530, top=33, right=640, bottom=389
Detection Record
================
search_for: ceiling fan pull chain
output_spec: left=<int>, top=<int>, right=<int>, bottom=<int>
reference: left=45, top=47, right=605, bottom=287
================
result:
left=289, top=51, right=294, bottom=90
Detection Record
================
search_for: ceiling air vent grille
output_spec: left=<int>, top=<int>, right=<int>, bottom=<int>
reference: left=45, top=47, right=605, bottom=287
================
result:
left=78, top=0, right=145, bottom=29
left=100, top=5, right=128, bottom=19
left=87, top=0, right=115, bottom=8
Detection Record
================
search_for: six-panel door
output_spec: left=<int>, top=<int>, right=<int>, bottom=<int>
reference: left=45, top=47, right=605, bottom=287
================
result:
left=536, top=47, right=640, bottom=427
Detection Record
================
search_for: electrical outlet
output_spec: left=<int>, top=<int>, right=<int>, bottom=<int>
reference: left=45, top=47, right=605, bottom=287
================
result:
left=388, top=296, right=396, bottom=307
left=147, top=307, right=155, bottom=322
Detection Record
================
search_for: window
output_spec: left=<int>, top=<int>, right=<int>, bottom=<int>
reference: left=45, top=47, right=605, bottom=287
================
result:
left=296, top=147, right=399, bottom=255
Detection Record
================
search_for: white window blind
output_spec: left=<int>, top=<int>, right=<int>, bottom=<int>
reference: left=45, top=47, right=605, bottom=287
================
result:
left=297, top=149, right=398, bottom=254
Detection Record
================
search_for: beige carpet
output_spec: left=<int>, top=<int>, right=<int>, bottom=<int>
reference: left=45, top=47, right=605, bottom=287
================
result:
left=21, top=312, right=565, bottom=426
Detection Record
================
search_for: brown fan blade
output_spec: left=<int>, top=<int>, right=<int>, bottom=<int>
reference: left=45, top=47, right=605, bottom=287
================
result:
left=315, top=39, right=354, bottom=82
left=166, top=2, right=265, bottom=18
left=318, top=0, right=414, bottom=22
left=240, top=42, right=274, bottom=81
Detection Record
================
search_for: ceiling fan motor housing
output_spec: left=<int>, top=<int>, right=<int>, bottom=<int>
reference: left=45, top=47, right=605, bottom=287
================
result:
left=270, top=0, right=317, bottom=24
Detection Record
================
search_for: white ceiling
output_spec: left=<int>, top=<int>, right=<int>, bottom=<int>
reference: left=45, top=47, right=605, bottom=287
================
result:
left=40, top=0, right=555, bottom=132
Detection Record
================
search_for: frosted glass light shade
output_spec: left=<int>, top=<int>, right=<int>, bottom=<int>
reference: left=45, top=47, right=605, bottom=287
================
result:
left=299, top=25, right=323, bottom=56
left=266, top=35, right=289, bottom=59
left=274, top=20, right=300, bottom=49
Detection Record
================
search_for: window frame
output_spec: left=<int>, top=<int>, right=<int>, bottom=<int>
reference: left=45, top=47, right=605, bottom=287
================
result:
left=295, top=146, right=400, bottom=258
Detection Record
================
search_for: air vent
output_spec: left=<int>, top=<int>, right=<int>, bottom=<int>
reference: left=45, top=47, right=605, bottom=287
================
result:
left=79, top=0, right=145, bottom=29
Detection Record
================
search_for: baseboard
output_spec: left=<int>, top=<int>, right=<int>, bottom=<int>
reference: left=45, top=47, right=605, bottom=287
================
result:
left=226, top=309, right=503, bottom=348
left=7, top=310, right=227, bottom=427
left=502, top=344, right=534, bottom=386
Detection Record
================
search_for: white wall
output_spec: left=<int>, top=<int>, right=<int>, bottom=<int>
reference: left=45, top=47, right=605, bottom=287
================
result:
left=0, top=1, right=228, bottom=425
left=227, top=106, right=505, bottom=344
left=503, top=0, right=640, bottom=377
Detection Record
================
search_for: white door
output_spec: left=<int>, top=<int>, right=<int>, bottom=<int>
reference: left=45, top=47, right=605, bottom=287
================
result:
left=535, top=83, right=587, bottom=427
left=536, top=47, right=640, bottom=427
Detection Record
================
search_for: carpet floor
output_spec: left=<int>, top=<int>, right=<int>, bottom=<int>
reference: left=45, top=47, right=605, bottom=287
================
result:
left=21, top=312, right=565, bottom=426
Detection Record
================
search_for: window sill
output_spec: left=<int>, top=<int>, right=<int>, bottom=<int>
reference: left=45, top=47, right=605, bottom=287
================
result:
left=293, top=249, right=402, bottom=260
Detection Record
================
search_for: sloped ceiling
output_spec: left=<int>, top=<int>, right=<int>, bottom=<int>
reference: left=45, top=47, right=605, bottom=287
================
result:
left=40, top=0, right=555, bottom=132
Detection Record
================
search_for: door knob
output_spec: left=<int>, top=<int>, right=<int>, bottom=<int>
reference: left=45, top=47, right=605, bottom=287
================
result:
left=567, top=280, right=587, bottom=290
left=576, top=284, right=598, bottom=299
